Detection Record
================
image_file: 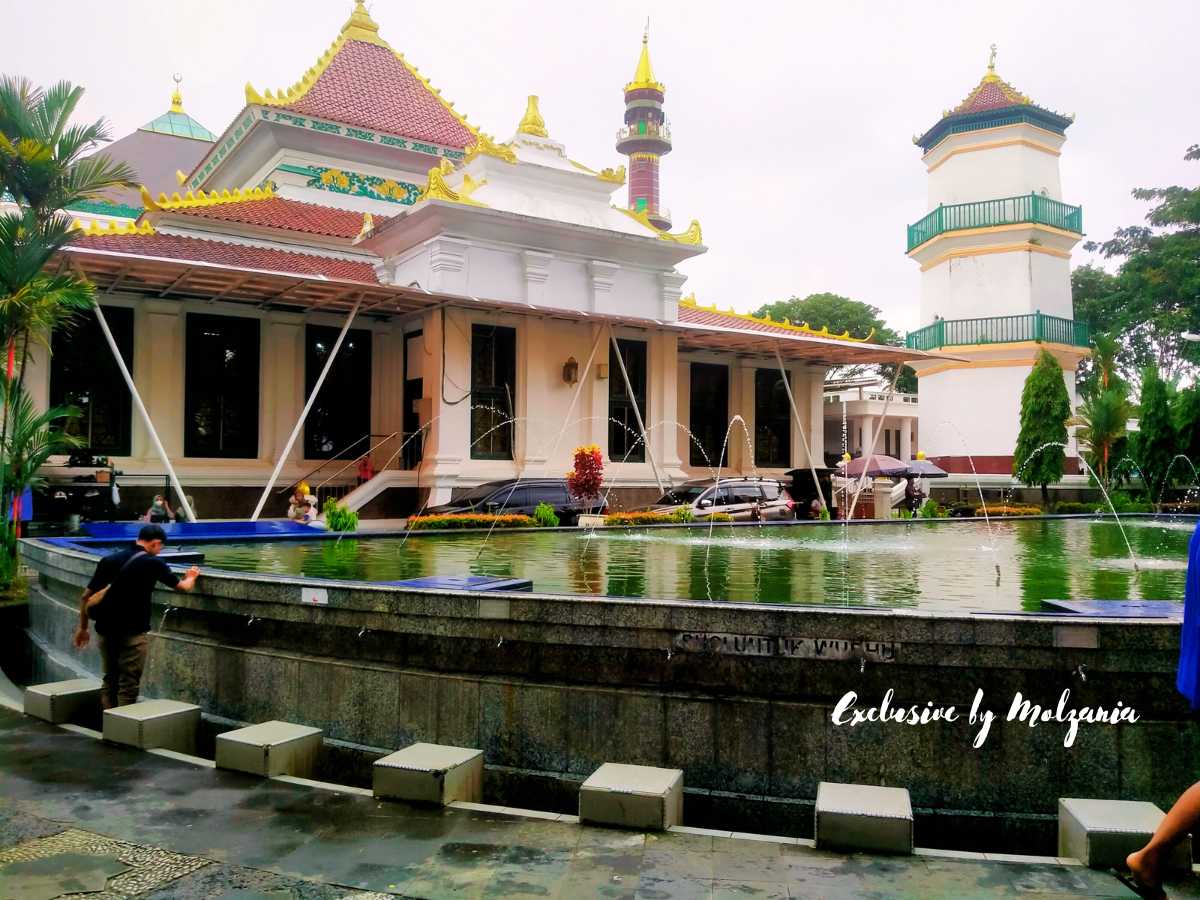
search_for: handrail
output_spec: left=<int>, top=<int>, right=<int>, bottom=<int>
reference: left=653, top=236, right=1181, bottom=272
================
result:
left=907, top=192, right=1083, bottom=252
left=313, top=431, right=402, bottom=492
left=278, top=432, right=386, bottom=494
left=905, top=312, right=1090, bottom=351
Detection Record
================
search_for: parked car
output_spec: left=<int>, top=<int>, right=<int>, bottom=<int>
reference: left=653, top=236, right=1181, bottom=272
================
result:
left=641, top=477, right=796, bottom=522
left=423, top=478, right=605, bottom=525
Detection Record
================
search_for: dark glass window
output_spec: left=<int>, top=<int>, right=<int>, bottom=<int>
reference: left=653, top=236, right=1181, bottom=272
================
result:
left=184, top=314, right=260, bottom=458
left=470, top=324, right=516, bottom=460
left=688, top=363, right=729, bottom=467
left=305, top=325, right=372, bottom=459
left=50, top=306, right=134, bottom=456
left=609, top=339, right=648, bottom=463
left=755, top=369, right=792, bottom=468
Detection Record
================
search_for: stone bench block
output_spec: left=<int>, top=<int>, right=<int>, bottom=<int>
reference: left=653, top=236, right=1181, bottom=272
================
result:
left=579, top=763, right=683, bottom=831
left=216, top=721, right=323, bottom=777
left=373, top=742, right=483, bottom=806
left=102, top=699, right=200, bottom=753
left=1058, top=798, right=1191, bottom=871
left=815, top=781, right=913, bottom=854
left=24, top=678, right=101, bottom=724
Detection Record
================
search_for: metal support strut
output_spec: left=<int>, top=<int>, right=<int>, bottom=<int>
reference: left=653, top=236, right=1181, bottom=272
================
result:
left=251, top=296, right=363, bottom=520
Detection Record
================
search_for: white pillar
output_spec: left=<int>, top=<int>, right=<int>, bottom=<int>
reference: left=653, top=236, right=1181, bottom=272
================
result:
left=263, top=311, right=304, bottom=466
left=141, top=300, right=185, bottom=461
left=900, top=420, right=913, bottom=463
left=861, top=418, right=874, bottom=459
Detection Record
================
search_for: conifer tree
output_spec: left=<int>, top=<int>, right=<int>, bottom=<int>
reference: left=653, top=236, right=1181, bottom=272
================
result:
left=1013, top=350, right=1071, bottom=506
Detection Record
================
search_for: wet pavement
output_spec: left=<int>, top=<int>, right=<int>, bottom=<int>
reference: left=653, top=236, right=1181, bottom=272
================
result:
left=1, top=706, right=1197, bottom=898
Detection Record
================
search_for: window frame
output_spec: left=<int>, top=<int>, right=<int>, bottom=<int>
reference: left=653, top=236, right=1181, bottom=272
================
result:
left=608, top=338, right=649, bottom=463
left=470, top=323, right=517, bottom=461
left=754, top=368, right=792, bottom=469
left=49, top=305, right=135, bottom=457
left=688, top=362, right=730, bottom=468
left=303, top=323, right=374, bottom=460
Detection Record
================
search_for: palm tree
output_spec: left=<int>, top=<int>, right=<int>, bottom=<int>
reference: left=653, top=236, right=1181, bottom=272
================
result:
left=1074, top=386, right=1135, bottom=490
left=0, top=76, right=134, bottom=579
left=0, top=373, right=80, bottom=579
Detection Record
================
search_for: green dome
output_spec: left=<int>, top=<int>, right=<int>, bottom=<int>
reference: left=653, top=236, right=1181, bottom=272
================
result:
left=139, top=109, right=215, bottom=142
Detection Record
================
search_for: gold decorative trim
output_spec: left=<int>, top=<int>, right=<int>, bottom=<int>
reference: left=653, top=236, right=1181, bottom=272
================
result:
left=661, top=219, right=703, bottom=246
left=141, top=182, right=275, bottom=212
left=597, top=164, right=627, bottom=184
left=517, top=95, right=548, bottom=138
left=464, top=132, right=517, bottom=164
left=917, top=239, right=1073, bottom=271
left=71, top=218, right=156, bottom=236
left=244, top=1, right=479, bottom=141
left=925, top=137, right=1061, bottom=172
left=679, top=295, right=875, bottom=343
left=418, top=159, right=487, bottom=207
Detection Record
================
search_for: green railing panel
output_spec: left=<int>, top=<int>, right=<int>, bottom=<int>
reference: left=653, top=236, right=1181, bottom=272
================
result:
left=907, top=193, right=1083, bottom=252
left=905, top=312, right=1090, bottom=351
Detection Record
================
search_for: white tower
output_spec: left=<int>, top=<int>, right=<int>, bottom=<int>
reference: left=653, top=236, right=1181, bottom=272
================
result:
left=906, top=47, right=1087, bottom=477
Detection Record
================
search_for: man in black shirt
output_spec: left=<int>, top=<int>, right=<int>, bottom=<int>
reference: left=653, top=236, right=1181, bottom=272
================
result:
left=73, top=524, right=200, bottom=709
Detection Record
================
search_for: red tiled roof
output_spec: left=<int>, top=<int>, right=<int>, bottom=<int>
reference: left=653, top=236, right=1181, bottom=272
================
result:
left=956, top=79, right=1025, bottom=114
left=164, top=197, right=382, bottom=240
left=678, top=305, right=808, bottom=338
left=285, top=40, right=475, bottom=149
left=71, top=232, right=380, bottom=283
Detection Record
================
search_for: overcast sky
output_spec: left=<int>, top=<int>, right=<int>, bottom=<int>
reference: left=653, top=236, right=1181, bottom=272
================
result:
left=8, top=0, right=1197, bottom=331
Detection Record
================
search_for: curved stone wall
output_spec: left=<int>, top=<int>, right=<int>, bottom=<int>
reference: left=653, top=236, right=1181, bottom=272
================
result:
left=17, top=536, right=1197, bottom=853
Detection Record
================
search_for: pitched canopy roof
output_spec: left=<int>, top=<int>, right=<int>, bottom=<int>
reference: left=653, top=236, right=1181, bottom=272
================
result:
left=149, top=192, right=381, bottom=241
left=244, top=1, right=476, bottom=149
left=140, top=83, right=216, bottom=142
left=915, top=46, right=1073, bottom=152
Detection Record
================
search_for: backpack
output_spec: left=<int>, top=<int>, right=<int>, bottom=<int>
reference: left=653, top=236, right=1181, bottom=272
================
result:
left=85, top=551, right=147, bottom=622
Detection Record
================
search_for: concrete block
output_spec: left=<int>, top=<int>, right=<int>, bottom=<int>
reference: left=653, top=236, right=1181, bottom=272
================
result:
left=579, top=762, right=683, bottom=831
left=215, top=720, right=323, bottom=777
left=373, top=742, right=483, bottom=806
left=24, top=678, right=101, bottom=724
left=815, top=781, right=913, bottom=854
left=1058, top=798, right=1191, bottom=871
left=102, top=699, right=200, bottom=753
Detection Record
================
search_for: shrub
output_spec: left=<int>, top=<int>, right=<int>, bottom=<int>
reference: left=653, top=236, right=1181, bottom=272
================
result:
left=322, top=498, right=359, bottom=532
left=408, top=513, right=535, bottom=530
left=603, top=510, right=733, bottom=526
left=532, top=502, right=560, bottom=528
left=897, top=508, right=913, bottom=520
left=1054, top=501, right=1103, bottom=514
left=818, top=506, right=831, bottom=521
left=918, top=498, right=947, bottom=519
left=670, top=506, right=695, bottom=523
left=567, top=444, right=604, bottom=503
left=978, top=504, right=1042, bottom=517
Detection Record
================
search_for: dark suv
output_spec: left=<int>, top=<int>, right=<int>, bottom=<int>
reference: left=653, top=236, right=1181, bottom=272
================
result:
left=424, top=478, right=605, bottom=525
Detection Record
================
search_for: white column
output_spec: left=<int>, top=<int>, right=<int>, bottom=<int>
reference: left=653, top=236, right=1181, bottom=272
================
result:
left=651, top=331, right=683, bottom=478
left=263, top=311, right=305, bottom=466
left=587, top=261, right=619, bottom=314
left=900, top=419, right=913, bottom=463
left=142, top=301, right=185, bottom=460
left=518, top=316, right=548, bottom=476
left=861, top=417, right=874, bottom=459
left=420, top=307, right=468, bottom=504
left=736, top=361, right=755, bottom=473
left=659, top=270, right=687, bottom=322
left=523, top=250, right=553, bottom=305
left=427, top=237, right=469, bottom=294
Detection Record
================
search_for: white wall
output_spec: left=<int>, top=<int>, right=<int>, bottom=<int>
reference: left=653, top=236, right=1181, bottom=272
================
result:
left=921, top=250, right=1073, bottom=323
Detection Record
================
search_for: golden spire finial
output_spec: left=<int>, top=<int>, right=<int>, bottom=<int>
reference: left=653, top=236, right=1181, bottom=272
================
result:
left=517, top=95, right=548, bottom=138
left=984, top=43, right=998, bottom=81
left=342, top=0, right=382, bottom=43
left=170, top=73, right=184, bottom=113
left=625, top=23, right=665, bottom=93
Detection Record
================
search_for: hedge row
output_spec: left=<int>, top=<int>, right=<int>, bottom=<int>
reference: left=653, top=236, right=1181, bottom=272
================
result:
left=603, top=510, right=734, bottom=526
left=407, top=513, right=535, bottom=530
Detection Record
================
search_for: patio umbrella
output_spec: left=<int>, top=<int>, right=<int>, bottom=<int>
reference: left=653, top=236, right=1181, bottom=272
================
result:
left=838, top=454, right=909, bottom=478
left=905, top=453, right=949, bottom=479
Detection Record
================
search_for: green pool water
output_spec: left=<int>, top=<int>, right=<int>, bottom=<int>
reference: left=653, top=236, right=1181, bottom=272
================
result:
left=192, top=517, right=1195, bottom=612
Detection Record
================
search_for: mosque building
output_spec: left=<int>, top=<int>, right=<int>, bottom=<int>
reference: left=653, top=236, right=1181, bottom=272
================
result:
left=33, top=2, right=941, bottom=517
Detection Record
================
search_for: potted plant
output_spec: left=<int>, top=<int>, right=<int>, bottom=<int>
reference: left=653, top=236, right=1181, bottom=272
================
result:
left=567, top=444, right=606, bottom=528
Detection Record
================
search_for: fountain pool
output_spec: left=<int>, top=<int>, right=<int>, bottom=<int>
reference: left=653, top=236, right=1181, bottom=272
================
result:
left=192, top=516, right=1193, bottom=612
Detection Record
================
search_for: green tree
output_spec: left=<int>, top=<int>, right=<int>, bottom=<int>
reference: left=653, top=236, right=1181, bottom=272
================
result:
left=1174, top=385, right=1200, bottom=471
left=1083, top=144, right=1200, bottom=384
left=1075, top=387, right=1133, bottom=491
left=1131, top=365, right=1177, bottom=504
left=1013, top=350, right=1071, bottom=506
left=0, top=77, right=133, bottom=582
left=753, top=292, right=916, bottom=391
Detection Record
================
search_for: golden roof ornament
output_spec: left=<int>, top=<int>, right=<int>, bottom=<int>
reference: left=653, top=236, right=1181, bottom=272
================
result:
left=464, top=132, right=518, bottom=164
left=517, top=95, right=548, bottom=138
left=625, top=21, right=665, bottom=94
left=985, top=43, right=998, bottom=81
left=341, top=0, right=383, bottom=44
left=170, top=73, right=184, bottom=112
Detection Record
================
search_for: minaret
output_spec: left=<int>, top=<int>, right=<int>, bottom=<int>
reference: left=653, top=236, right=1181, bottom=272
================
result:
left=905, top=46, right=1088, bottom=476
left=616, top=24, right=671, bottom=230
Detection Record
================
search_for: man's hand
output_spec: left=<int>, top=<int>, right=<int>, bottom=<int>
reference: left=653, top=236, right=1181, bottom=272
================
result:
left=176, top=565, right=201, bottom=592
left=73, top=625, right=90, bottom=650
left=186, top=565, right=200, bottom=579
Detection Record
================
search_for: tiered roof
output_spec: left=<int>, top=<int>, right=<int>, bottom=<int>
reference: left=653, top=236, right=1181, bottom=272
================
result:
left=142, top=185, right=380, bottom=240
left=140, top=81, right=217, bottom=141
left=244, top=1, right=476, bottom=149
left=915, top=46, right=1072, bottom=151
left=72, top=231, right=380, bottom=283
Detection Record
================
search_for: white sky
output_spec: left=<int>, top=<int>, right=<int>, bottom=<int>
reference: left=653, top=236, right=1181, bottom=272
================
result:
left=7, top=0, right=1197, bottom=332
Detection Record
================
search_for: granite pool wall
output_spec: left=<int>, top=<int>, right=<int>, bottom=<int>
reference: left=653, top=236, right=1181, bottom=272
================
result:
left=16, top=536, right=1199, bottom=854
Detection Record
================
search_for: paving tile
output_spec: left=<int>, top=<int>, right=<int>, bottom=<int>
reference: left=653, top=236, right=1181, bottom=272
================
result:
left=635, top=871, right=714, bottom=899
left=712, top=879, right=788, bottom=899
